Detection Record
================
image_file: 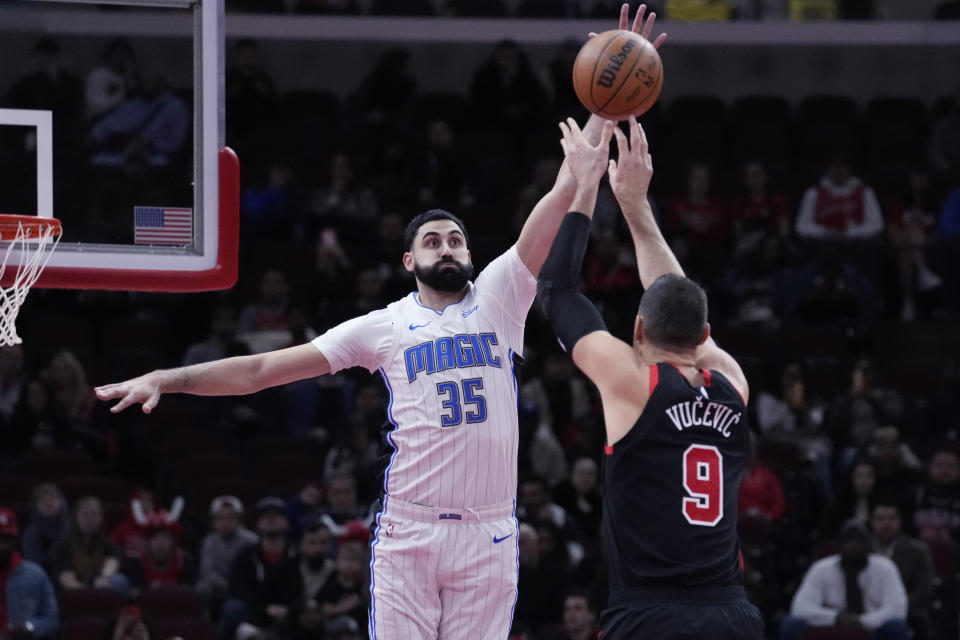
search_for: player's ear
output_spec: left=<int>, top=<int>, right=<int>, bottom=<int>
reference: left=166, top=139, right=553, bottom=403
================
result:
left=634, top=314, right=645, bottom=344
left=402, top=251, right=415, bottom=273
left=698, top=323, right=711, bottom=346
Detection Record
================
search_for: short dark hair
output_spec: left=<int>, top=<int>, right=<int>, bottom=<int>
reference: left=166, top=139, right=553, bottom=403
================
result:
left=564, top=588, right=595, bottom=612
left=638, top=274, right=708, bottom=350
left=303, top=520, right=332, bottom=537
left=403, top=209, right=469, bottom=251
left=871, top=497, right=901, bottom=516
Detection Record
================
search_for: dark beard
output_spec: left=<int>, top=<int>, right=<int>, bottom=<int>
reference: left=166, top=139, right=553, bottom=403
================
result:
left=414, top=258, right=473, bottom=293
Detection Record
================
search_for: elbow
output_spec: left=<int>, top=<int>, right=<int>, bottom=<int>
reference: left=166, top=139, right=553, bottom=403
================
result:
left=536, top=278, right=553, bottom=316
left=244, top=356, right=268, bottom=394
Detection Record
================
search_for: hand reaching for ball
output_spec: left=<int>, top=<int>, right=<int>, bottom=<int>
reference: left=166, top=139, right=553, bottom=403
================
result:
left=608, top=115, right=654, bottom=207
left=574, top=3, right=666, bottom=119
left=558, top=117, right=616, bottom=188
left=589, top=3, right=668, bottom=50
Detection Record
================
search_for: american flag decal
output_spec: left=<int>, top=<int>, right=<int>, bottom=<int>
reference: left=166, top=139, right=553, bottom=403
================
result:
left=134, top=207, right=193, bottom=245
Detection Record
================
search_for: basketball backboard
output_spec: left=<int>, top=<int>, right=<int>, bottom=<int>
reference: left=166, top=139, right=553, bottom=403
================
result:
left=0, top=0, right=237, bottom=291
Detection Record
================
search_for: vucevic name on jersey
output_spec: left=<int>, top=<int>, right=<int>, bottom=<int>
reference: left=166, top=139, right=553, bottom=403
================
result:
left=602, top=363, right=750, bottom=592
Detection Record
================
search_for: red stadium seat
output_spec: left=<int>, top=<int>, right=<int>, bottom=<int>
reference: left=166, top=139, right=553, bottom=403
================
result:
left=927, top=539, right=957, bottom=585
left=0, top=475, right=34, bottom=505
left=152, top=617, right=216, bottom=640
left=60, top=589, right=124, bottom=619
left=23, top=450, right=96, bottom=480
left=59, top=475, right=130, bottom=505
left=800, top=628, right=871, bottom=640
left=64, top=617, right=111, bottom=640
left=138, top=586, right=205, bottom=619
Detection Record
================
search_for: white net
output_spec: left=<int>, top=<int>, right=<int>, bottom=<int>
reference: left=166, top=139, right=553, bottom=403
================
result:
left=0, top=220, right=61, bottom=346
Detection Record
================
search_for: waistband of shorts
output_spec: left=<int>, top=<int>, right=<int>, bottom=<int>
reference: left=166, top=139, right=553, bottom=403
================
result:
left=382, top=496, right=516, bottom=523
left=608, top=585, right=748, bottom=606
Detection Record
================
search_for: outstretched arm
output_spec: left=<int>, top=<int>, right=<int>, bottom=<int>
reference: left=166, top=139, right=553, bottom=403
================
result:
left=95, top=344, right=330, bottom=414
left=537, top=118, right=648, bottom=443
left=610, top=116, right=749, bottom=403
left=515, top=3, right=666, bottom=276
left=609, top=115, right=683, bottom=287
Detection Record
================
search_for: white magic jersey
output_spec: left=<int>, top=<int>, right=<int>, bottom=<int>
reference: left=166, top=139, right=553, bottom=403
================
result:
left=312, top=245, right=537, bottom=509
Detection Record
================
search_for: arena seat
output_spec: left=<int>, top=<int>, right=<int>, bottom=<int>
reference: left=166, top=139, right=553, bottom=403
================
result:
left=23, top=449, right=96, bottom=480
left=153, top=617, right=216, bottom=640
left=61, top=588, right=124, bottom=620
left=800, top=628, right=871, bottom=640
left=64, top=618, right=111, bottom=640
left=138, top=586, right=206, bottom=619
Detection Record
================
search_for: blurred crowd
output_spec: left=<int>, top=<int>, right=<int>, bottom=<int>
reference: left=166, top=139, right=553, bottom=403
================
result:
left=219, top=0, right=960, bottom=21
left=0, top=21, right=959, bottom=640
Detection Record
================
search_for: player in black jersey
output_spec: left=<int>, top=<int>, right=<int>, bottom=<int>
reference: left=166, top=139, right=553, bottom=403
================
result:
left=537, top=117, right=764, bottom=639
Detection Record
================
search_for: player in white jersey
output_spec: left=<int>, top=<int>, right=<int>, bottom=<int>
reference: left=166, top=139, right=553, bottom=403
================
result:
left=95, top=8, right=665, bottom=637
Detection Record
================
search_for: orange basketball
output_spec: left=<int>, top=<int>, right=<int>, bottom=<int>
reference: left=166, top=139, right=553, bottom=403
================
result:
left=572, top=30, right=663, bottom=119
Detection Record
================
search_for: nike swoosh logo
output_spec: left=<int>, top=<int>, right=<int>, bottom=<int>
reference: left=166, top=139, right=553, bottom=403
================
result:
left=462, top=305, right=479, bottom=318
left=493, top=534, right=513, bottom=544
left=409, top=322, right=431, bottom=330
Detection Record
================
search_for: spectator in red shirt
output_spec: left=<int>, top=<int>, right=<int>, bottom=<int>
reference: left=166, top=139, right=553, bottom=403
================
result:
left=739, top=454, right=787, bottom=523
left=796, top=155, right=884, bottom=240
left=121, top=498, right=196, bottom=592
left=664, top=162, right=730, bottom=281
left=730, top=160, right=791, bottom=242
left=110, top=489, right=155, bottom=561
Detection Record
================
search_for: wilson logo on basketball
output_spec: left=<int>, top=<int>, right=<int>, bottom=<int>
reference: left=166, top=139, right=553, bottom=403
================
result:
left=597, top=39, right=636, bottom=88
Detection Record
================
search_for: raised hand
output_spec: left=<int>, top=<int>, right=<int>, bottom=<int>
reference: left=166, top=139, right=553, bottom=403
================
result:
left=608, top=115, right=654, bottom=208
left=559, top=117, right=616, bottom=188
left=590, top=3, right=668, bottom=49
left=95, top=373, right=163, bottom=414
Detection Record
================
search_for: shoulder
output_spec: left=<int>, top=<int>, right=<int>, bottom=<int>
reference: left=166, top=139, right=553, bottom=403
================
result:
left=868, top=554, right=900, bottom=573
left=14, top=559, right=50, bottom=581
left=807, top=555, right=840, bottom=575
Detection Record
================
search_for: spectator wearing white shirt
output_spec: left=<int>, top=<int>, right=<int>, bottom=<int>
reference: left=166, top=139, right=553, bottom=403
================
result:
left=780, top=520, right=908, bottom=640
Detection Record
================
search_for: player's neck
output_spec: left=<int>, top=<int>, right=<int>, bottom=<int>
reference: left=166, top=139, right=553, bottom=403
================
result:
left=416, top=284, right=467, bottom=313
left=639, top=344, right=696, bottom=370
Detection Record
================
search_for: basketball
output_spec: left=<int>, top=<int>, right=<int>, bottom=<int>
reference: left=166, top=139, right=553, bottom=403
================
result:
left=572, top=30, right=663, bottom=119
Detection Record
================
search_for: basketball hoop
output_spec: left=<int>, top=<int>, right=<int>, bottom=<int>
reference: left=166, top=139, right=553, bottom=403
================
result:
left=0, top=215, right=62, bottom=347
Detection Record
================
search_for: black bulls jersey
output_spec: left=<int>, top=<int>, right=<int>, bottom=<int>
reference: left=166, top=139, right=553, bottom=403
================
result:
left=602, top=363, right=750, bottom=592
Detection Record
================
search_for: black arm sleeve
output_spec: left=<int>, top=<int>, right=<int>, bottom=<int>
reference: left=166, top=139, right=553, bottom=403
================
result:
left=536, top=212, right=608, bottom=352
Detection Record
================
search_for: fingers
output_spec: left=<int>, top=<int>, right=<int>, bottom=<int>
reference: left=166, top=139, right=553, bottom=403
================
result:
left=619, top=2, right=629, bottom=30
left=559, top=138, right=569, bottom=157
left=613, top=126, right=629, bottom=160
left=95, top=384, right=124, bottom=400
left=608, top=158, right=618, bottom=180
left=633, top=4, right=647, bottom=34
left=597, top=120, right=615, bottom=149
left=588, top=32, right=597, bottom=39
left=143, top=390, right=160, bottom=414
left=652, top=32, right=668, bottom=50
left=110, top=396, right=135, bottom=414
left=635, top=117, right=649, bottom=153
left=639, top=9, right=655, bottom=40
left=628, top=114, right=641, bottom=151
left=566, top=117, right=582, bottom=137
